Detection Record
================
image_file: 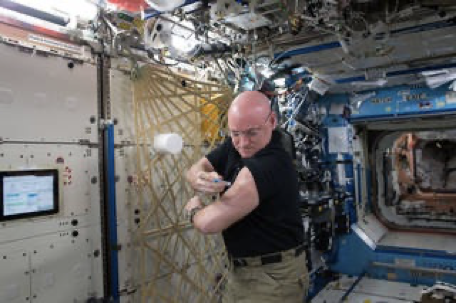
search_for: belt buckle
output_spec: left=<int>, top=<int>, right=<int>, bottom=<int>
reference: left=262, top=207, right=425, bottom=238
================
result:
left=261, top=253, right=282, bottom=265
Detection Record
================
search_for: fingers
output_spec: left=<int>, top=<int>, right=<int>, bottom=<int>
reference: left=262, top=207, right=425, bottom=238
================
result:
left=195, top=180, right=226, bottom=194
left=185, top=196, right=202, bottom=211
left=196, top=171, right=222, bottom=182
left=193, top=172, right=226, bottom=194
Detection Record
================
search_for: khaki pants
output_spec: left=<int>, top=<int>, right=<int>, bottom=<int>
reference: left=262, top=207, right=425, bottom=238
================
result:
left=222, top=250, right=309, bottom=303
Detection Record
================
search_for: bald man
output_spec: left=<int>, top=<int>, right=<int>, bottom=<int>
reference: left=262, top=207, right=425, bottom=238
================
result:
left=185, top=91, right=308, bottom=302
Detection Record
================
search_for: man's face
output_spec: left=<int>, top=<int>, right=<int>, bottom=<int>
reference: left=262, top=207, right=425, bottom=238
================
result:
left=228, top=110, right=274, bottom=158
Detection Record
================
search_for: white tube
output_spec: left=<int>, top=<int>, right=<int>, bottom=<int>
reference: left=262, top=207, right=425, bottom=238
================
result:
left=154, top=133, right=183, bottom=155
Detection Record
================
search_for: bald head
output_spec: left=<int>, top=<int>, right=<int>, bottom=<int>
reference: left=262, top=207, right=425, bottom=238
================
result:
left=228, top=91, right=271, bottom=123
left=227, top=91, right=276, bottom=158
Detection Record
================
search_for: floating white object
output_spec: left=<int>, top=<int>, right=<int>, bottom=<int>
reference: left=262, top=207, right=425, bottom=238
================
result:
left=154, top=133, right=183, bottom=155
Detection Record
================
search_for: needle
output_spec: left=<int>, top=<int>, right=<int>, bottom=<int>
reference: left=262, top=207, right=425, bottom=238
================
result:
left=213, top=178, right=232, bottom=187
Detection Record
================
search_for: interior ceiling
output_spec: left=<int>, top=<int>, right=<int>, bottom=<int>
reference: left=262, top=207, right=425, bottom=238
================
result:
left=247, top=0, right=456, bottom=92
left=125, top=0, right=456, bottom=93
left=3, top=0, right=455, bottom=93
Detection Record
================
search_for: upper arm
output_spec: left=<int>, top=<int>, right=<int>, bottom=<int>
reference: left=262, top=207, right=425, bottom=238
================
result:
left=242, top=157, right=281, bottom=201
left=220, top=167, right=260, bottom=222
left=193, top=167, right=260, bottom=233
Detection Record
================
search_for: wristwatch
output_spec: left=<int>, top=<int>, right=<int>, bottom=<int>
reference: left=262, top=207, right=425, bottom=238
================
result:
left=189, top=206, right=203, bottom=223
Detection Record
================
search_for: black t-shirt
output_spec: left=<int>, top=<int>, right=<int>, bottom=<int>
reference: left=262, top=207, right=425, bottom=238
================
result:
left=206, top=130, right=304, bottom=258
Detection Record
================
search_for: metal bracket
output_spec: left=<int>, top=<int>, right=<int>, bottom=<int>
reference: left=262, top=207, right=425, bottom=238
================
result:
left=99, top=119, right=114, bottom=130
left=78, top=139, right=91, bottom=146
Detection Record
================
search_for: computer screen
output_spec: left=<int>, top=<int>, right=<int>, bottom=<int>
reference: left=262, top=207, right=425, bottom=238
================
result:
left=0, top=169, right=59, bottom=220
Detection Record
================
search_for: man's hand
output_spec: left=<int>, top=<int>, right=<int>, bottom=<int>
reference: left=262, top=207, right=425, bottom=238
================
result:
left=186, top=157, right=226, bottom=194
left=192, top=171, right=226, bottom=194
left=185, top=195, right=203, bottom=212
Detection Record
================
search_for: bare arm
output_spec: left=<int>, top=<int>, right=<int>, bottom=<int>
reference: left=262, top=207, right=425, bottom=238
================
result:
left=186, top=157, right=226, bottom=194
left=188, top=167, right=260, bottom=234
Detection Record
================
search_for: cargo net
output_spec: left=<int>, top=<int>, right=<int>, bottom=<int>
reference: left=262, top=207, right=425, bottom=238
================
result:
left=132, top=65, right=233, bottom=302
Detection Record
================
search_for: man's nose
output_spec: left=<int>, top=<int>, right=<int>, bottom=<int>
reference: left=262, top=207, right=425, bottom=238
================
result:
left=238, top=134, right=251, bottom=147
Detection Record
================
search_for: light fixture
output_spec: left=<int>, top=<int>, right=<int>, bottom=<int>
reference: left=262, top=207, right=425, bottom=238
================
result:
left=351, top=78, right=387, bottom=87
left=5, top=0, right=99, bottom=24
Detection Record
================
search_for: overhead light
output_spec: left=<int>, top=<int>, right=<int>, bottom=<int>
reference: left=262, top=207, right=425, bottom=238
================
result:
left=351, top=79, right=387, bottom=87
left=9, top=0, right=99, bottom=24
left=421, top=69, right=449, bottom=77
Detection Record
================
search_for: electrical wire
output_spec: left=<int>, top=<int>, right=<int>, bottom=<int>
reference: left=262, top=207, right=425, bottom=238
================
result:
left=281, top=89, right=309, bottom=129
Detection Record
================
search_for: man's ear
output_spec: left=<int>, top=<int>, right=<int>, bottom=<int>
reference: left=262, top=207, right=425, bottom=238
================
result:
left=271, top=112, right=277, bottom=128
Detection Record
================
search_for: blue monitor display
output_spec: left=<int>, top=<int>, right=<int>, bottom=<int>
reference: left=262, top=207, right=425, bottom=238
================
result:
left=0, top=169, right=59, bottom=220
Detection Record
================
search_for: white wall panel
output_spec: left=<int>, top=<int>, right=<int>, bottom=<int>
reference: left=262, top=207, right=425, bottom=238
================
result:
left=30, top=232, right=92, bottom=302
left=0, top=43, right=103, bottom=302
left=0, top=43, right=98, bottom=143
left=0, top=249, right=29, bottom=302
